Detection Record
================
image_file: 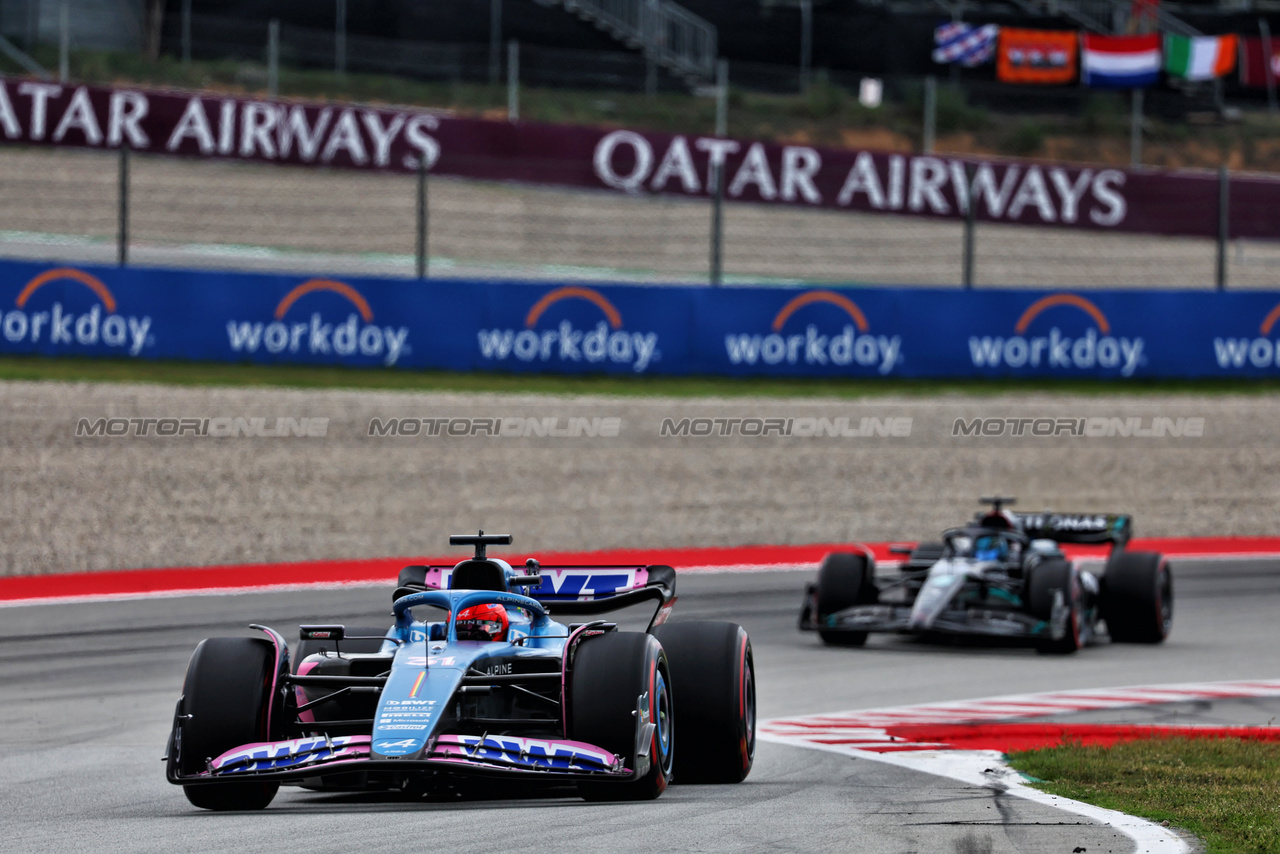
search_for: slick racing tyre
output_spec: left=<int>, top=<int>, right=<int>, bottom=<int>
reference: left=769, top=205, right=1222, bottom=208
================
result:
left=815, top=552, right=876, bottom=647
left=652, top=621, right=755, bottom=784
left=177, top=637, right=280, bottom=811
left=570, top=632, right=674, bottom=801
left=292, top=626, right=389, bottom=673
left=1027, top=561, right=1083, bottom=655
left=1102, top=551, right=1173, bottom=644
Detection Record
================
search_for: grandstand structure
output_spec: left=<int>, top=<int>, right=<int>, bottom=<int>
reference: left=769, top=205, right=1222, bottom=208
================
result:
left=5, top=0, right=1275, bottom=84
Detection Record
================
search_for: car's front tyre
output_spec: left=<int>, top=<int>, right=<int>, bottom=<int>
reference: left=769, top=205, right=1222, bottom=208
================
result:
left=176, top=636, right=280, bottom=811
left=570, top=632, right=674, bottom=801
left=1102, top=551, right=1172, bottom=644
left=814, top=552, right=876, bottom=647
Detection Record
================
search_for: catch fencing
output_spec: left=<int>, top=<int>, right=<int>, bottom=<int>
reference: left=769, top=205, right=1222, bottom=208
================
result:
left=0, top=80, right=1277, bottom=289
left=1, top=143, right=1274, bottom=291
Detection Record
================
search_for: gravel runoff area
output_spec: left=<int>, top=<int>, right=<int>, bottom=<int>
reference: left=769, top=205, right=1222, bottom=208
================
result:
left=0, top=147, right=1273, bottom=288
left=4, top=379, right=1278, bottom=577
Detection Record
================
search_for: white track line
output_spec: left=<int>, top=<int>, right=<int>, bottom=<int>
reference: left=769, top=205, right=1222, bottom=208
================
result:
left=762, top=679, right=1280, bottom=854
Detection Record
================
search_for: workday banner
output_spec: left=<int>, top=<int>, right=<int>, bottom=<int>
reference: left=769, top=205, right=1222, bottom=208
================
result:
left=1, top=260, right=1279, bottom=378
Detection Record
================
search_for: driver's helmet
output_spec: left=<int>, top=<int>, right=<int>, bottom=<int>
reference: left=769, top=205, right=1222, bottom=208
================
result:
left=455, top=603, right=509, bottom=642
left=973, top=534, right=1008, bottom=562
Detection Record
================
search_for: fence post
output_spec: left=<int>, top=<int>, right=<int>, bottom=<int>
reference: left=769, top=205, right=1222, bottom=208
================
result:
left=922, top=75, right=936, bottom=154
left=118, top=144, right=130, bottom=267
left=267, top=20, right=279, bottom=97
left=962, top=162, right=975, bottom=289
left=710, top=161, right=724, bottom=286
left=644, top=0, right=657, bottom=97
left=24, top=0, right=36, bottom=49
left=58, top=0, right=68, bottom=83
left=1261, top=18, right=1278, bottom=115
left=416, top=158, right=429, bottom=279
left=335, top=0, right=346, bottom=77
left=1217, top=164, right=1229, bottom=291
left=715, top=58, right=728, bottom=137
left=507, top=40, right=519, bottom=121
left=181, top=0, right=192, bottom=66
left=489, top=0, right=502, bottom=86
left=799, top=0, right=813, bottom=95
left=1130, top=88, right=1143, bottom=167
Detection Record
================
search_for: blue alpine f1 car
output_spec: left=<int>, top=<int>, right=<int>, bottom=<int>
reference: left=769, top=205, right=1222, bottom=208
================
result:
left=166, top=532, right=755, bottom=809
left=799, top=497, right=1173, bottom=654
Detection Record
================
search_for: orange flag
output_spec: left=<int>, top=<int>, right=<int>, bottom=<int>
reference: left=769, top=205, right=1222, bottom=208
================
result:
left=997, top=28, right=1079, bottom=84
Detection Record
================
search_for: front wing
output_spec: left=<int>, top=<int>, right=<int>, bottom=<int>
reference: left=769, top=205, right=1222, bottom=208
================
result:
left=170, top=733, right=631, bottom=787
left=801, top=603, right=1055, bottom=640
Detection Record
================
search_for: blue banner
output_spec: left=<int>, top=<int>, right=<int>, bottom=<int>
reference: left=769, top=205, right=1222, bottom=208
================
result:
left=0, top=259, right=1278, bottom=379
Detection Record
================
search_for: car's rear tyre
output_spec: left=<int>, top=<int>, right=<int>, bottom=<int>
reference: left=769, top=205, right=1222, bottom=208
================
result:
left=815, top=552, right=875, bottom=647
left=1027, top=561, right=1082, bottom=655
left=570, top=632, right=673, bottom=801
left=292, top=625, right=389, bottom=673
left=1102, top=551, right=1172, bottom=644
left=652, top=621, right=755, bottom=784
left=178, top=637, right=280, bottom=811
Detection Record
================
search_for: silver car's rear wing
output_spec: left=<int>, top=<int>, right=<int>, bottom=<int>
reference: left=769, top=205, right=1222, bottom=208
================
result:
left=1009, top=512, right=1132, bottom=548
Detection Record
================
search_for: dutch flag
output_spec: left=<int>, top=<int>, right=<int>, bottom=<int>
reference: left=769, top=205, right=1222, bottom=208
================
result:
left=1081, top=33, right=1162, bottom=88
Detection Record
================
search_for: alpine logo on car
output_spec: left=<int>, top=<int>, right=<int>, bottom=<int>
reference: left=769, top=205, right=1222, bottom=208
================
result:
left=968, top=293, right=1145, bottom=376
left=226, top=278, right=410, bottom=366
left=373, top=738, right=423, bottom=754
left=0, top=267, right=153, bottom=356
left=724, top=290, right=903, bottom=374
left=1212, top=302, right=1280, bottom=369
left=476, top=286, right=660, bottom=373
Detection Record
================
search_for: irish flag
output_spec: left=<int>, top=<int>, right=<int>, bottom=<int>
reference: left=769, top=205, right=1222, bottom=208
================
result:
left=1165, top=34, right=1238, bottom=80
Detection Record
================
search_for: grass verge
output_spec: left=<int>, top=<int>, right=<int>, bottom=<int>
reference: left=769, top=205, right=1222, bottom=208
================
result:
left=1007, top=737, right=1280, bottom=854
left=4, top=355, right=1280, bottom=397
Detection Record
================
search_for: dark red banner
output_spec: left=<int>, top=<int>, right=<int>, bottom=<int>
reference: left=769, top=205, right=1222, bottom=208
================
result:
left=1, top=78, right=1277, bottom=239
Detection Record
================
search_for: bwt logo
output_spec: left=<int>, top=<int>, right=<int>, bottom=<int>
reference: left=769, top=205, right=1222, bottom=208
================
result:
left=724, top=290, right=903, bottom=374
left=430, top=568, right=637, bottom=600
left=476, top=286, right=660, bottom=373
left=532, top=569, right=638, bottom=600
left=968, top=293, right=1145, bottom=377
left=1213, top=303, right=1280, bottom=369
left=456, top=735, right=614, bottom=771
left=227, top=278, right=410, bottom=366
left=0, top=267, right=152, bottom=355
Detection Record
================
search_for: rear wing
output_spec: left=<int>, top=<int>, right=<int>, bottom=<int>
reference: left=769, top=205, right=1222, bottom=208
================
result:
left=1010, top=513, right=1132, bottom=548
left=395, top=563, right=678, bottom=627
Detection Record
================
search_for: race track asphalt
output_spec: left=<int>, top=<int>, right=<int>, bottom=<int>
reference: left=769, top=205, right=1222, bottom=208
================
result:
left=1, top=557, right=1276, bottom=854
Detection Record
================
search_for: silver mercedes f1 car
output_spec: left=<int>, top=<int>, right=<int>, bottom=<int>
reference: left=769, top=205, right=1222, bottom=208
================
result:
left=799, top=497, right=1172, bottom=654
